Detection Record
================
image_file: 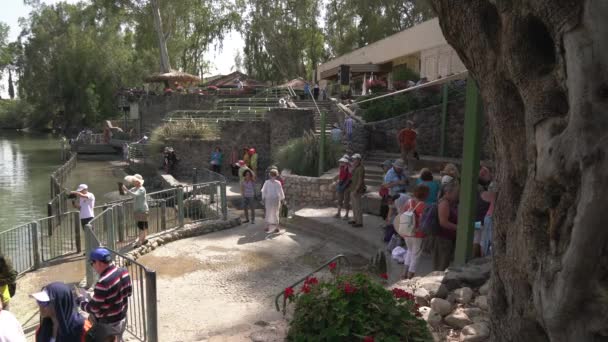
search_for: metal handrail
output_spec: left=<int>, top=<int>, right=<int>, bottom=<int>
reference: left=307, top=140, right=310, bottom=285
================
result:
left=274, top=254, right=350, bottom=313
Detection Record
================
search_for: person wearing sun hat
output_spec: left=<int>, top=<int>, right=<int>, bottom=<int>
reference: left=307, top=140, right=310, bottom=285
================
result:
left=70, top=184, right=95, bottom=229
left=237, top=160, right=254, bottom=184
left=349, top=153, right=366, bottom=227
left=122, top=174, right=149, bottom=246
left=31, top=282, right=91, bottom=342
left=335, top=156, right=352, bottom=219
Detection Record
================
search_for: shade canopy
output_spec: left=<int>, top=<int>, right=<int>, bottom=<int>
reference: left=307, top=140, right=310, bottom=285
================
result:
left=144, top=71, right=201, bottom=84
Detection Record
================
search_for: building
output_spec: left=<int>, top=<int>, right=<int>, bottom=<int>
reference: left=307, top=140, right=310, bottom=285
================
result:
left=316, top=18, right=466, bottom=92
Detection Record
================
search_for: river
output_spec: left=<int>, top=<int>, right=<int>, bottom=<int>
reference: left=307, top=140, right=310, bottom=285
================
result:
left=0, top=131, right=121, bottom=231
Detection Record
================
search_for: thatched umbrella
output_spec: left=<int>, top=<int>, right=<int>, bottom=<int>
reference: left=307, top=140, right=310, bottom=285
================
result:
left=144, top=71, right=201, bottom=84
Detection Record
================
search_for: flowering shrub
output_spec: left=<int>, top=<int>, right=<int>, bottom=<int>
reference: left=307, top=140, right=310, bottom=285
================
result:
left=287, top=273, right=431, bottom=341
left=366, top=79, right=388, bottom=93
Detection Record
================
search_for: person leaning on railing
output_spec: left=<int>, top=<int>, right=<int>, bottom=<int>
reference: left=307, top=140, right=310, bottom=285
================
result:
left=78, top=248, right=132, bottom=342
left=122, top=174, right=149, bottom=247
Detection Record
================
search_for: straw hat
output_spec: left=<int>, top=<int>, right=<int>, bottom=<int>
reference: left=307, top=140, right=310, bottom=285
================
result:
left=124, top=174, right=144, bottom=186
left=392, top=159, right=405, bottom=169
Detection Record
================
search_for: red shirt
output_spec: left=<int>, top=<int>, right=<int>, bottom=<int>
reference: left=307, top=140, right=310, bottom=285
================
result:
left=398, top=128, right=417, bottom=148
left=339, top=165, right=351, bottom=181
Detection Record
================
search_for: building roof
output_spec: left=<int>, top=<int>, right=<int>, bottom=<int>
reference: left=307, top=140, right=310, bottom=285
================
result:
left=317, top=18, right=449, bottom=79
left=203, top=71, right=265, bottom=88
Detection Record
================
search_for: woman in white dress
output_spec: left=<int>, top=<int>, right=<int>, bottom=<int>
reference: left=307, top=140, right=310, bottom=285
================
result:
left=261, top=169, right=285, bottom=233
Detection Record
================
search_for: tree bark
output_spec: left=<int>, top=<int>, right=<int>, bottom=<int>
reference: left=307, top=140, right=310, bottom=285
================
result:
left=428, top=0, right=608, bottom=340
left=151, top=0, right=171, bottom=73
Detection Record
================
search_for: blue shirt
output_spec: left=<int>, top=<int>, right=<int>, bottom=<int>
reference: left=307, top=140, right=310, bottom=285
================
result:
left=416, top=179, right=440, bottom=205
left=383, top=167, right=407, bottom=196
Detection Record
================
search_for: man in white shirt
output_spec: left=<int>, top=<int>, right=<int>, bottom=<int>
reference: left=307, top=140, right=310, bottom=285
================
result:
left=70, top=184, right=95, bottom=228
left=0, top=301, right=26, bottom=342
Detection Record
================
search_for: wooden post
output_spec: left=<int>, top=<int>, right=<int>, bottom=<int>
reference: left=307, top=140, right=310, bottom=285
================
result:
left=454, top=76, right=483, bottom=266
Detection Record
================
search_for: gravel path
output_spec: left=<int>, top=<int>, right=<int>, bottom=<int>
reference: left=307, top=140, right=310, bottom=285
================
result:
left=138, top=220, right=365, bottom=341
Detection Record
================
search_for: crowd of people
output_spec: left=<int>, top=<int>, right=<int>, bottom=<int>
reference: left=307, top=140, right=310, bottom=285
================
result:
left=0, top=247, right=132, bottom=342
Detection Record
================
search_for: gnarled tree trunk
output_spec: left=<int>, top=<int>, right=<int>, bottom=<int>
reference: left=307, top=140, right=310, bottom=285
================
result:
left=428, top=0, right=608, bottom=340
left=151, top=0, right=171, bottom=73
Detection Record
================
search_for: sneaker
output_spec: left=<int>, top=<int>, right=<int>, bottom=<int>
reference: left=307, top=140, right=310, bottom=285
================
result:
left=243, top=219, right=250, bottom=224
left=273, top=228, right=280, bottom=233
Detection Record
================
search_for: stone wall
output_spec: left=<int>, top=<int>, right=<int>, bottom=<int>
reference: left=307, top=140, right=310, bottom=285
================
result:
left=138, top=94, right=216, bottom=133
left=282, top=170, right=338, bottom=208
left=358, top=96, right=492, bottom=159
left=164, top=108, right=314, bottom=180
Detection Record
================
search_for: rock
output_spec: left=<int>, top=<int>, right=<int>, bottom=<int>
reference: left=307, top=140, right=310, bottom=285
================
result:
left=430, top=298, right=453, bottom=316
left=471, top=315, right=490, bottom=324
left=444, top=309, right=473, bottom=329
left=443, top=267, right=489, bottom=290
left=474, top=295, right=489, bottom=310
left=479, top=281, right=490, bottom=296
left=462, top=307, right=483, bottom=319
left=418, top=275, right=448, bottom=298
left=418, top=306, right=442, bottom=327
left=414, top=288, right=430, bottom=306
left=454, top=287, right=474, bottom=304
left=460, top=322, right=490, bottom=342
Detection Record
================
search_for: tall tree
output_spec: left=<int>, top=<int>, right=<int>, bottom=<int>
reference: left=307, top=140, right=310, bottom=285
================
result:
left=429, top=0, right=608, bottom=340
left=150, top=0, right=171, bottom=73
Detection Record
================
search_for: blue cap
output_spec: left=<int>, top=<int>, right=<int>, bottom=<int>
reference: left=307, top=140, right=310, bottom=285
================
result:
left=89, top=247, right=112, bottom=263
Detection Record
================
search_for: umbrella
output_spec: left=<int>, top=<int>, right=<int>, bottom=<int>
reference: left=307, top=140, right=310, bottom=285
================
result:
left=144, top=71, right=201, bottom=84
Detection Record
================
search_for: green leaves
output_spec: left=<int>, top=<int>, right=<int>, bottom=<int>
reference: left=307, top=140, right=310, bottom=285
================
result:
left=287, top=273, right=432, bottom=341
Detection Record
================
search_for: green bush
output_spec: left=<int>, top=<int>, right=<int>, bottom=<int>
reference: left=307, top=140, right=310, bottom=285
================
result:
left=392, top=65, right=420, bottom=82
left=286, top=273, right=432, bottom=341
left=0, top=99, right=32, bottom=129
left=273, top=131, right=343, bottom=177
left=151, top=120, right=219, bottom=142
left=360, top=91, right=442, bottom=122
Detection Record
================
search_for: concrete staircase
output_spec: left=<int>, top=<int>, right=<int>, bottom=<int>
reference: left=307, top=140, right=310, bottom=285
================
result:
left=291, top=100, right=339, bottom=135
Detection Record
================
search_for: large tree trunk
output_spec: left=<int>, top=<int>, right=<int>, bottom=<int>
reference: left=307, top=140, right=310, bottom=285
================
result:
left=151, top=0, right=171, bottom=73
left=428, top=1, right=608, bottom=340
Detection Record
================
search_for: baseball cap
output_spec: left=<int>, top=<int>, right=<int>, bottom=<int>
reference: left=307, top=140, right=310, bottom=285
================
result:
left=89, top=247, right=112, bottom=263
left=352, top=153, right=362, bottom=160
left=30, top=289, right=50, bottom=303
left=76, top=184, right=88, bottom=192
left=236, top=160, right=245, bottom=167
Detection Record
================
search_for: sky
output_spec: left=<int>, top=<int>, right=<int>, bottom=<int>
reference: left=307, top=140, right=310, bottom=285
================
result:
left=0, top=0, right=242, bottom=96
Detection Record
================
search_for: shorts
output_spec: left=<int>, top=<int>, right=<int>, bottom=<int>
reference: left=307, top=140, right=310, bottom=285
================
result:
left=86, top=318, right=127, bottom=342
left=134, top=212, right=149, bottom=230
left=81, top=217, right=93, bottom=228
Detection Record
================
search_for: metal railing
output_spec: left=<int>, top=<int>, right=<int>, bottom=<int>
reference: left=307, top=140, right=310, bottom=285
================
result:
left=83, top=225, right=158, bottom=342
left=50, top=151, right=77, bottom=199
left=274, top=254, right=350, bottom=314
left=0, top=222, right=39, bottom=275
left=165, top=109, right=268, bottom=121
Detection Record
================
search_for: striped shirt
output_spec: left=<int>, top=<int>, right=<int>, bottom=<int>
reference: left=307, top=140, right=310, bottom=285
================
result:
left=81, top=265, right=132, bottom=322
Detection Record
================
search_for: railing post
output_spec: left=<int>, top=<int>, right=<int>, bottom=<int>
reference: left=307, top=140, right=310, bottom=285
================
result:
left=74, top=212, right=82, bottom=253
left=117, top=205, right=125, bottom=242
left=31, top=222, right=41, bottom=269
left=160, top=200, right=167, bottom=230
left=220, top=182, right=227, bottom=220
left=177, top=187, right=185, bottom=227
left=455, top=76, right=483, bottom=266
left=439, top=83, right=449, bottom=157
left=105, top=209, right=116, bottom=251
left=145, top=270, right=159, bottom=342
left=84, top=224, right=97, bottom=288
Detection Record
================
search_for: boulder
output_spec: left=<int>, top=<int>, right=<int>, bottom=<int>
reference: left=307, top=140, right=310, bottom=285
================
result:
left=414, top=287, right=430, bottom=306
left=479, top=281, right=490, bottom=296
left=454, top=287, right=474, bottom=304
left=474, top=295, right=489, bottom=310
left=460, top=322, right=490, bottom=342
left=444, top=309, right=473, bottom=329
left=462, top=307, right=484, bottom=319
left=443, top=266, right=490, bottom=290
left=430, top=298, right=453, bottom=316
left=418, top=275, right=449, bottom=298
left=418, top=306, right=442, bottom=327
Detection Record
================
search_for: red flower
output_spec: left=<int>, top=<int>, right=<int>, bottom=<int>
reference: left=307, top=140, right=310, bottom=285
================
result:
left=284, top=287, right=294, bottom=298
left=379, top=273, right=388, bottom=280
left=301, top=283, right=311, bottom=294
left=343, top=282, right=357, bottom=295
left=328, top=262, right=337, bottom=271
left=363, top=336, right=375, bottom=342
left=392, top=288, right=414, bottom=300
left=305, top=277, right=319, bottom=286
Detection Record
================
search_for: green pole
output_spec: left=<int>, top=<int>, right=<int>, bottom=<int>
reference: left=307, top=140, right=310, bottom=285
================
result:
left=454, top=76, right=483, bottom=266
left=318, top=111, right=326, bottom=176
left=439, top=83, right=449, bottom=156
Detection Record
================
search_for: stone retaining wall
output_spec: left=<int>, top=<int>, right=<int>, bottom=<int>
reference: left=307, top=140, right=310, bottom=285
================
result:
left=138, top=94, right=216, bottom=133
left=283, top=170, right=338, bottom=208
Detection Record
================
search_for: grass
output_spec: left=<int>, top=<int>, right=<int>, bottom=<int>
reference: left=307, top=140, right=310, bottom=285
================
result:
left=273, top=131, right=343, bottom=177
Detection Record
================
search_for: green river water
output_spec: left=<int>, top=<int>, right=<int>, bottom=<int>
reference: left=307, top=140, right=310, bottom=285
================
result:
left=0, top=131, right=120, bottom=231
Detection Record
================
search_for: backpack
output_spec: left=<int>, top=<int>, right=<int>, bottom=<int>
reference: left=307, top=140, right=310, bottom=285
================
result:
left=420, top=203, right=442, bottom=235
left=398, top=200, right=422, bottom=237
